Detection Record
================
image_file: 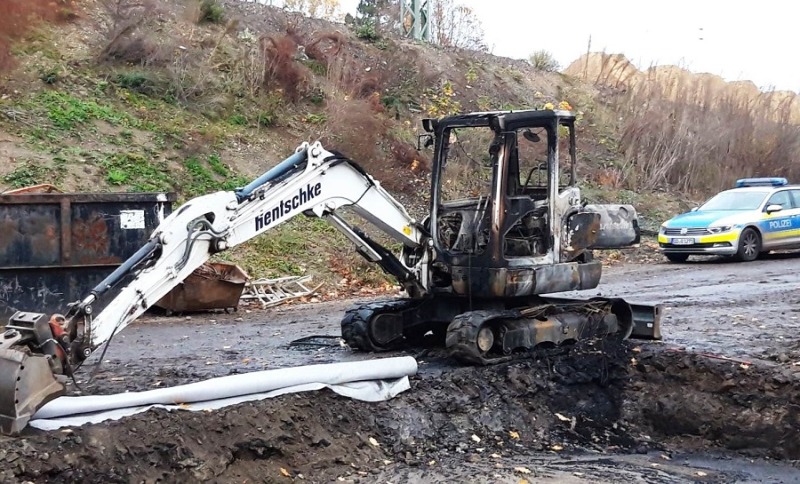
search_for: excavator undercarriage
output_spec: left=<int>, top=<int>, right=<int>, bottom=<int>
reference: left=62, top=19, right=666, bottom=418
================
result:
left=0, top=108, right=661, bottom=435
left=341, top=294, right=657, bottom=366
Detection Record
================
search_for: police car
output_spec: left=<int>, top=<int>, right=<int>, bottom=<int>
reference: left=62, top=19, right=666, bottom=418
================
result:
left=658, top=177, right=800, bottom=262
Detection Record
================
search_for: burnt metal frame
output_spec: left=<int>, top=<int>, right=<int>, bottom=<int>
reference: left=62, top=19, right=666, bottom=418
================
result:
left=426, top=110, right=578, bottom=271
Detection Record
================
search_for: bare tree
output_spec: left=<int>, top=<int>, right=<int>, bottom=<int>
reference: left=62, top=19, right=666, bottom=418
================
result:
left=283, top=0, right=342, bottom=21
left=430, top=0, right=486, bottom=51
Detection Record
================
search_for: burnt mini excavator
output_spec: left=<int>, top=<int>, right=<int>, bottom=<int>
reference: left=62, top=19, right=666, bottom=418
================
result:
left=0, top=109, right=661, bottom=434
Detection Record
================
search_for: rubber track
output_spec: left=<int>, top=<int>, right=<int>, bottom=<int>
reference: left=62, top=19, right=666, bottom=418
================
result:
left=445, top=301, right=630, bottom=366
left=445, top=309, right=521, bottom=365
left=340, top=298, right=418, bottom=351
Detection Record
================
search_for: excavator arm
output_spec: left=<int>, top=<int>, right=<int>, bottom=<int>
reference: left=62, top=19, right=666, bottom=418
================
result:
left=0, top=141, right=429, bottom=434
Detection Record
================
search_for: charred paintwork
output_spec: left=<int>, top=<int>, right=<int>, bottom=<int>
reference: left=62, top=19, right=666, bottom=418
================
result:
left=564, top=211, right=601, bottom=254
left=585, top=204, right=640, bottom=248
left=449, top=261, right=602, bottom=298
left=427, top=111, right=639, bottom=301
left=0, top=192, right=176, bottom=319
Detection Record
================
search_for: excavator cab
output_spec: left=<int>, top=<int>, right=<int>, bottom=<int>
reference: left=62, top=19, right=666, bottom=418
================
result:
left=417, top=109, right=639, bottom=298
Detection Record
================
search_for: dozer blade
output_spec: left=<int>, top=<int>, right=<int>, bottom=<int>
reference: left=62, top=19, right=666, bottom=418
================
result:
left=0, top=349, right=65, bottom=435
left=542, top=296, right=663, bottom=340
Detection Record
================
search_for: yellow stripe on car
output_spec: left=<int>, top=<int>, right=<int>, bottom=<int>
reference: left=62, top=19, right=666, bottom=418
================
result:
left=764, top=227, right=800, bottom=241
left=696, top=232, right=739, bottom=244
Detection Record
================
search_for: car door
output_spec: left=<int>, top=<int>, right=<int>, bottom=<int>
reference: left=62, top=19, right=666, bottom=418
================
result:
left=760, top=190, right=795, bottom=249
left=785, top=189, right=800, bottom=247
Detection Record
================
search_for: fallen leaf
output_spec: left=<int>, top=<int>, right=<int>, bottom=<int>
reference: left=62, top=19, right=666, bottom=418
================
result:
left=491, top=453, right=501, bottom=459
left=697, top=471, right=708, bottom=477
left=551, top=445, right=563, bottom=451
left=471, top=434, right=481, bottom=443
left=518, top=480, right=529, bottom=484
left=514, top=466, right=532, bottom=474
left=509, top=430, right=520, bottom=439
left=428, top=460, right=436, bottom=466
left=368, top=437, right=380, bottom=447
left=280, top=468, right=291, bottom=477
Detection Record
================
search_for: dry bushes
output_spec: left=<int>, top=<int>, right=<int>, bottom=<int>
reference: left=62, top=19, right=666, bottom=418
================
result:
left=261, top=34, right=310, bottom=101
left=323, top=96, right=384, bottom=161
left=304, top=31, right=344, bottom=64
left=0, top=0, right=75, bottom=73
left=571, top=53, right=800, bottom=195
left=96, top=0, right=164, bottom=65
left=325, top=51, right=385, bottom=100
left=613, top=75, right=800, bottom=194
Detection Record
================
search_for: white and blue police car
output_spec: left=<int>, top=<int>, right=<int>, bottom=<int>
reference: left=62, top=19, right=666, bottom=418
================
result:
left=658, top=177, right=800, bottom=262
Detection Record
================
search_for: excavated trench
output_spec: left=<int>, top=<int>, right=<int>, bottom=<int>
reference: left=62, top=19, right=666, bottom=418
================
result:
left=0, top=340, right=798, bottom=483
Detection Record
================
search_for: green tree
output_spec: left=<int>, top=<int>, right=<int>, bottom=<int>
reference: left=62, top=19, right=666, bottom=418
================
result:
left=346, top=1, right=391, bottom=26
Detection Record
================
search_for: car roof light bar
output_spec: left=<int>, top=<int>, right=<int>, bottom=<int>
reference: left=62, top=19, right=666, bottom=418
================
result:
left=735, top=177, right=788, bottom=188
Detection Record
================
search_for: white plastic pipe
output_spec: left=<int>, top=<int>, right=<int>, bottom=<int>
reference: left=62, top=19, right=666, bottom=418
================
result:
left=30, top=356, right=417, bottom=426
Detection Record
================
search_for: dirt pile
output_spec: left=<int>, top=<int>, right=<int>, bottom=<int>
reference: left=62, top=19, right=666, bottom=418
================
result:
left=1, top=341, right=798, bottom=483
left=627, top=348, right=800, bottom=459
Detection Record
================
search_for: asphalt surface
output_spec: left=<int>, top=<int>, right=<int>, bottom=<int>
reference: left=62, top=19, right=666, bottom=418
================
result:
left=563, top=252, right=800, bottom=361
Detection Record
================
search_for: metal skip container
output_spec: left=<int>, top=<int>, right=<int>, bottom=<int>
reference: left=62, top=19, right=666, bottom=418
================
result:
left=0, top=191, right=177, bottom=320
left=154, top=262, right=249, bottom=315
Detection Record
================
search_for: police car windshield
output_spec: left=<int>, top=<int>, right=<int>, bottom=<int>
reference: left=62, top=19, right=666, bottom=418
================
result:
left=699, top=190, right=769, bottom=211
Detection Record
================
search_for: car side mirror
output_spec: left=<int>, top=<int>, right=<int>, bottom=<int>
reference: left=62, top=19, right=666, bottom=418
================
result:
left=766, top=204, right=783, bottom=214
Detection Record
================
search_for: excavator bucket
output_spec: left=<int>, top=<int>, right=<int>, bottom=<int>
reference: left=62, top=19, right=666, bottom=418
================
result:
left=0, top=349, right=65, bottom=435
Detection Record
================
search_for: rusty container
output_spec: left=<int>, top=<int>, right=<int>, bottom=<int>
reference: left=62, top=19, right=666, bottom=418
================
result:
left=155, top=262, right=248, bottom=315
left=0, top=192, right=176, bottom=319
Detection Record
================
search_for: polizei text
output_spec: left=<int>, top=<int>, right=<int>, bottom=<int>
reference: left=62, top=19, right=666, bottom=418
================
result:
left=255, top=182, right=322, bottom=231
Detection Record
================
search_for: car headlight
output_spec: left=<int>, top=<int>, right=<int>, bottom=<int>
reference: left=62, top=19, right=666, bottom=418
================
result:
left=708, top=225, right=732, bottom=233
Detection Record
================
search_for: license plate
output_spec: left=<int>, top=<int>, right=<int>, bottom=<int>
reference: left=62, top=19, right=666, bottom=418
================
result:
left=671, top=237, right=695, bottom=245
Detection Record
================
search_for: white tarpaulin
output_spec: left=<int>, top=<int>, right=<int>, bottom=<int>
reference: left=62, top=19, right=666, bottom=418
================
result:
left=29, top=356, right=417, bottom=431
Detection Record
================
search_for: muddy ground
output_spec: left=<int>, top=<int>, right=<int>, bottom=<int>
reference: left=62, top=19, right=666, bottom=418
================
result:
left=2, top=254, right=800, bottom=482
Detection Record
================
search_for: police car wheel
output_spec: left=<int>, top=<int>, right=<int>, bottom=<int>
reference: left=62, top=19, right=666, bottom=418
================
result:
left=735, top=227, right=761, bottom=262
left=665, top=253, right=689, bottom=263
